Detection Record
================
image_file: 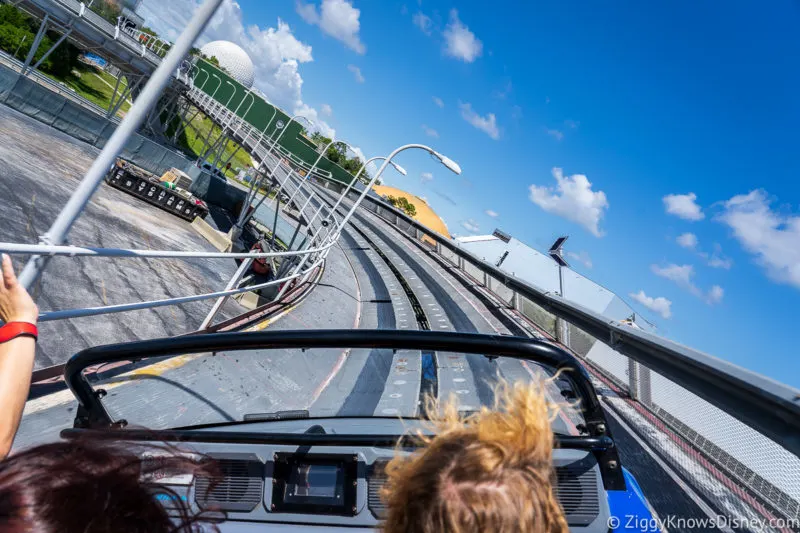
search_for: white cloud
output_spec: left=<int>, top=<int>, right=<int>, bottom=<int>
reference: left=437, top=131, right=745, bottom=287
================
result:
left=137, top=0, right=335, bottom=138
left=293, top=102, right=336, bottom=138
left=707, top=285, right=724, bottom=305
left=421, top=124, right=439, bottom=138
left=420, top=172, right=433, bottom=183
left=546, top=128, right=564, bottom=141
left=566, top=250, right=593, bottom=269
left=652, top=263, right=694, bottom=287
left=412, top=11, right=432, bottom=35
left=676, top=233, right=733, bottom=269
left=320, top=103, right=333, bottom=116
left=296, top=0, right=366, bottom=54
left=459, top=102, right=499, bottom=140
left=528, top=168, right=609, bottom=237
left=347, top=64, right=365, bottom=83
left=676, top=232, right=698, bottom=249
left=716, top=189, right=800, bottom=289
left=485, top=209, right=498, bottom=218
left=630, top=290, right=672, bottom=319
left=707, top=254, right=733, bottom=270
left=432, top=96, right=444, bottom=108
left=461, top=219, right=480, bottom=233
left=651, top=263, right=724, bottom=305
left=442, top=9, right=483, bottom=62
left=663, top=192, right=704, bottom=221
left=564, top=119, right=580, bottom=129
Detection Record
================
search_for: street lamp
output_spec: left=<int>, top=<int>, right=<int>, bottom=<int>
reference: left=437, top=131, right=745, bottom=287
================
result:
left=325, top=155, right=406, bottom=225
left=275, top=145, right=458, bottom=302
left=207, top=73, right=222, bottom=100
left=229, top=89, right=255, bottom=133
left=335, top=144, right=460, bottom=234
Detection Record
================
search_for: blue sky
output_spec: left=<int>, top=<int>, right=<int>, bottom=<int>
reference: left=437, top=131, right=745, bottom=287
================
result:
left=141, top=1, right=800, bottom=386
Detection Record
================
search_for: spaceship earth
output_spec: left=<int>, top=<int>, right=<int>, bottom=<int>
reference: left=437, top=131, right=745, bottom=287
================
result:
left=199, top=40, right=255, bottom=89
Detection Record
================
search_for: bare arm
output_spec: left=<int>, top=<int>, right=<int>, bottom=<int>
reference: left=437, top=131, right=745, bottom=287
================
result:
left=0, top=254, right=39, bottom=459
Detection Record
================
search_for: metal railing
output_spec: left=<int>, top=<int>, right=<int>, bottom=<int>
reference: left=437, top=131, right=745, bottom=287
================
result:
left=0, top=0, right=342, bottom=330
left=311, top=178, right=800, bottom=525
left=1, top=0, right=798, bottom=527
left=0, top=48, right=119, bottom=121
left=185, top=88, right=336, bottom=182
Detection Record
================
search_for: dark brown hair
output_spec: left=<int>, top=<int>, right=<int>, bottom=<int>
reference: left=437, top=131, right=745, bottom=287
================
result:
left=0, top=439, right=221, bottom=533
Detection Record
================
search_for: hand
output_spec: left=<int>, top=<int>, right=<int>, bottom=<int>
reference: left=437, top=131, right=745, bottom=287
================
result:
left=0, top=254, right=38, bottom=324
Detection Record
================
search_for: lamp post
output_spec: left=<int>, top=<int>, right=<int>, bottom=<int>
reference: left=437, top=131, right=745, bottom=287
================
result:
left=207, top=73, right=222, bottom=100
left=244, top=105, right=276, bottom=151
left=325, top=156, right=406, bottom=225
left=274, top=144, right=460, bottom=303
left=335, top=144, right=460, bottom=236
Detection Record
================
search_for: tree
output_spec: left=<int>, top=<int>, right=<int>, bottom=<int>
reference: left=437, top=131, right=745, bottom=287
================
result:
left=384, top=195, right=417, bottom=217
left=206, top=55, right=220, bottom=67
left=325, top=144, right=341, bottom=164
left=0, top=5, right=81, bottom=76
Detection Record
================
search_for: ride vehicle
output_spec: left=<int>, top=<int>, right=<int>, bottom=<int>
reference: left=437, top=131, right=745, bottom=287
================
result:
left=63, top=329, right=656, bottom=532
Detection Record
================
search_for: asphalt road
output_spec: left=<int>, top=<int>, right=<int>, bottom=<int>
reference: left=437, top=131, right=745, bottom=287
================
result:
left=0, top=103, right=246, bottom=369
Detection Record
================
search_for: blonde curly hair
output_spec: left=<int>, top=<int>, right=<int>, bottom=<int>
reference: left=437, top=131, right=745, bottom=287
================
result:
left=381, top=379, right=569, bottom=533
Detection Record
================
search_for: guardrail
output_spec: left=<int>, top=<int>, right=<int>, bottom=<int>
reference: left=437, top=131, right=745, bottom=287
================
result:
left=56, top=0, right=163, bottom=65
left=310, top=177, right=800, bottom=523
left=328, top=184, right=800, bottom=453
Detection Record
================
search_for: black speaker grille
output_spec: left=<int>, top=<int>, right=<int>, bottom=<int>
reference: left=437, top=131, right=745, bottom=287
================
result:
left=195, top=459, right=264, bottom=512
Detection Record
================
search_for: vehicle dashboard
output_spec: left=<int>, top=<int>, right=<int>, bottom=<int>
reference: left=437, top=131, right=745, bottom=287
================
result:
left=63, top=418, right=611, bottom=533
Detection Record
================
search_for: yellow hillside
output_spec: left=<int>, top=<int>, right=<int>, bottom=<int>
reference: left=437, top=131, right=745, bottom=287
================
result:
left=372, top=185, right=450, bottom=240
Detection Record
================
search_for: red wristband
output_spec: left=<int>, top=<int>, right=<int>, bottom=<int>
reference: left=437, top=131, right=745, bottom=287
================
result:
left=0, top=322, right=38, bottom=344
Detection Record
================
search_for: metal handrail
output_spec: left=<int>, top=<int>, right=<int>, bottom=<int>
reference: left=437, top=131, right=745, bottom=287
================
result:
left=0, top=49, right=119, bottom=121
left=0, top=239, right=337, bottom=259
left=185, top=88, right=335, bottom=181
left=39, top=256, right=324, bottom=322
left=320, top=180, right=800, bottom=458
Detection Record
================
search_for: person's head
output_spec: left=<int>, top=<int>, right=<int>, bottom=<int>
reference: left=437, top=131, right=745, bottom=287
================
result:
left=0, top=440, right=218, bottom=532
left=381, top=380, right=569, bottom=533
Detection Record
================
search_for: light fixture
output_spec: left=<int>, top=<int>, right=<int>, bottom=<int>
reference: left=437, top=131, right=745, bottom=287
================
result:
left=432, top=151, right=462, bottom=175
left=390, top=161, right=408, bottom=176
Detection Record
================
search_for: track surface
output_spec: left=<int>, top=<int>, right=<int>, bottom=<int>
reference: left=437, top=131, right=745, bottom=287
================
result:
left=14, top=141, right=767, bottom=531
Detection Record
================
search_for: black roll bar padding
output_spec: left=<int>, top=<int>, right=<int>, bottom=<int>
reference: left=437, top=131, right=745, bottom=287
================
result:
left=63, top=330, right=626, bottom=489
left=341, top=190, right=800, bottom=459
left=60, top=427, right=615, bottom=452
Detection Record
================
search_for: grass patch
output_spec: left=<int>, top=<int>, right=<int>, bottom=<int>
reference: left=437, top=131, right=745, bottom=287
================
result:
left=43, top=65, right=131, bottom=116
left=172, top=106, right=254, bottom=179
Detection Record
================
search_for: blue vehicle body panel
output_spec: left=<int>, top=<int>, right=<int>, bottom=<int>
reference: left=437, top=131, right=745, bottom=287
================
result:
left=606, top=468, right=659, bottom=532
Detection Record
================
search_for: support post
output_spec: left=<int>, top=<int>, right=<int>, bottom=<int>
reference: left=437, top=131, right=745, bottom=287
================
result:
left=21, top=14, right=49, bottom=75
left=628, top=359, right=640, bottom=401
left=30, top=27, right=73, bottom=71
left=199, top=257, right=253, bottom=330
